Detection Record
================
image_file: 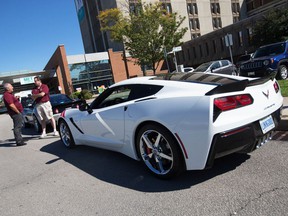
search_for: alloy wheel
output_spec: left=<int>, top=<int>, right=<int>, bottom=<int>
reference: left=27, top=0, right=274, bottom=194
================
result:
left=139, top=129, right=174, bottom=176
left=59, top=121, right=74, bottom=147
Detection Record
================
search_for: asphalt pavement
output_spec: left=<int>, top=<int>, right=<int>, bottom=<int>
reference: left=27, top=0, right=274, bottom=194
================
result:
left=0, top=112, right=288, bottom=216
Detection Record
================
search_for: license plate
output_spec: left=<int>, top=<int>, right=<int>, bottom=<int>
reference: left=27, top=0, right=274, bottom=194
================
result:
left=259, top=115, right=275, bottom=134
left=248, top=72, right=255, bottom=76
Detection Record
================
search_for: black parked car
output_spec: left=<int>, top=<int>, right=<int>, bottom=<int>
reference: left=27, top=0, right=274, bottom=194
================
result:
left=23, top=94, right=85, bottom=132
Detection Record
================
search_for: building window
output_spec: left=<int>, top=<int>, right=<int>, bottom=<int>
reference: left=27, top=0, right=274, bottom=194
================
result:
left=238, top=31, right=243, bottom=47
left=160, top=0, right=172, bottom=14
left=213, top=40, right=216, bottom=54
left=231, top=0, right=240, bottom=23
left=191, top=33, right=201, bottom=39
left=220, top=37, right=224, bottom=51
left=231, top=2, right=240, bottom=14
left=211, top=2, right=220, bottom=14
left=246, top=0, right=254, bottom=12
left=211, top=0, right=221, bottom=29
left=212, top=17, right=222, bottom=29
left=187, top=1, right=198, bottom=16
left=199, top=45, right=203, bottom=57
left=246, top=28, right=253, bottom=45
left=189, top=18, right=200, bottom=31
left=129, top=0, right=142, bottom=15
left=233, top=16, right=239, bottom=23
left=187, top=48, right=191, bottom=60
left=69, top=59, right=113, bottom=91
left=205, top=43, right=209, bottom=56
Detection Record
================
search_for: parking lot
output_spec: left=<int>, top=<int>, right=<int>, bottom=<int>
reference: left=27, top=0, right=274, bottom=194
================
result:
left=0, top=113, right=287, bottom=216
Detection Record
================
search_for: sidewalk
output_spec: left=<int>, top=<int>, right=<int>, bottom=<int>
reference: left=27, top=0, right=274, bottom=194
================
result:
left=278, top=97, right=288, bottom=131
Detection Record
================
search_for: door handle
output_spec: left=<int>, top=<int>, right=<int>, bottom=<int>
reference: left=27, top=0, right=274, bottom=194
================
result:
left=124, top=106, right=128, bottom=111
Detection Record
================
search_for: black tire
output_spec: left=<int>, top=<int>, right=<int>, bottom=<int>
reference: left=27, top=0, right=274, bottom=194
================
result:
left=277, top=65, right=288, bottom=80
left=136, top=123, right=185, bottom=179
left=59, top=120, right=75, bottom=148
left=33, top=115, right=42, bottom=133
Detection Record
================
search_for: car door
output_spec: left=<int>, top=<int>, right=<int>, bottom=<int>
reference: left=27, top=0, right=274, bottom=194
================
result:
left=219, top=60, right=232, bottom=75
left=79, top=85, right=132, bottom=149
left=210, top=61, right=221, bottom=73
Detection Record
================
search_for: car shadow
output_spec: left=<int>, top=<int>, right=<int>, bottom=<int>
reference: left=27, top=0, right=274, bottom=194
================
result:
left=40, top=140, right=250, bottom=192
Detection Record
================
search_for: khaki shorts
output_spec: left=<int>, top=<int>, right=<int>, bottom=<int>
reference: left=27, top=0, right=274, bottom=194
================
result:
left=35, top=101, right=53, bottom=121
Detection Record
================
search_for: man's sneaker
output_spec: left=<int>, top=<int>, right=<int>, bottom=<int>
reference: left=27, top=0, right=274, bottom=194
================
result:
left=40, top=133, right=47, bottom=139
left=53, top=131, right=59, bottom=136
left=16, top=142, right=27, bottom=146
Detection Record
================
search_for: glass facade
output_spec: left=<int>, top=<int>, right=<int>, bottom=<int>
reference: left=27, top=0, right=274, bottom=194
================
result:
left=69, top=59, right=114, bottom=93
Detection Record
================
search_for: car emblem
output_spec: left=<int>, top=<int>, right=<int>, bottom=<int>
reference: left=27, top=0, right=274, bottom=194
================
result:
left=262, top=90, right=269, bottom=99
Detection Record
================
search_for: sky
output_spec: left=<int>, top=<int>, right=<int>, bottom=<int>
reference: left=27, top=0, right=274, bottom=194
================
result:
left=0, top=0, right=84, bottom=74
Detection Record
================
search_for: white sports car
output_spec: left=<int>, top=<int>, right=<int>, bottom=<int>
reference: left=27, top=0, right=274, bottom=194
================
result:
left=58, top=73, right=283, bottom=179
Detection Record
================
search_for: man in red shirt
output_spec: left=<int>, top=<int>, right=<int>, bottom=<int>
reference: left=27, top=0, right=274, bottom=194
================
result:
left=3, top=83, right=26, bottom=146
left=31, top=76, right=59, bottom=138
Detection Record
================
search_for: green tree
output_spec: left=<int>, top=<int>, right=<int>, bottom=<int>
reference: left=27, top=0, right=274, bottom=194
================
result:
left=253, top=8, right=288, bottom=47
left=99, top=2, right=187, bottom=75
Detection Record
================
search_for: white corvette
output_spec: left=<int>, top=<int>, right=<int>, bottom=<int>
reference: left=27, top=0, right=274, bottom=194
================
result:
left=58, top=73, right=283, bottom=178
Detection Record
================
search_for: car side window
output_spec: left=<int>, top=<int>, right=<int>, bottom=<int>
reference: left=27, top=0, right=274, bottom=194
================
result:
left=128, top=84, right=163, bottom=100
left=90, top=84, right=163, bottom=109
left=211, top=62, right=221, bottom=70
left=97, top=86, right=131, bottom=108
left=221, top=60, right=229, bottom=66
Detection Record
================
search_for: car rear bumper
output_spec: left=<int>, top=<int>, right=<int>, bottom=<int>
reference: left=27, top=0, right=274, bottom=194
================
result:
left=239, top=67, right=277, bottom=78
left=205, top=108, right=281, bottom=168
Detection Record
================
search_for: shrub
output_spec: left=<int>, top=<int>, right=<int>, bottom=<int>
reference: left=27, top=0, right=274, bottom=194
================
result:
left=71, top=89, right=93, bottom=100
left=81, top=89, right=93, bottom=99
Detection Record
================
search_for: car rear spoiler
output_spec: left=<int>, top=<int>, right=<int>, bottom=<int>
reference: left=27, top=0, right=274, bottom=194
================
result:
left=153, top=72, right=275, bottom=96
left=205, top=74, right=275, bottom=96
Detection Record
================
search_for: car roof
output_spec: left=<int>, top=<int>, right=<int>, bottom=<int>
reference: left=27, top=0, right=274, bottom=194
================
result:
left=259, top=41, right=287, bottom=48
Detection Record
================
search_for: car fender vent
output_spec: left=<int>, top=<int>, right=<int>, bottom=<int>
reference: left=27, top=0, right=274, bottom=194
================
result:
left=70, top=117, right=84, bottom=134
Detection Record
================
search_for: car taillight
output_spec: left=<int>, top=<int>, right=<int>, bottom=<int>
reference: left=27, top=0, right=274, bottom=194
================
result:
left=214, top=94, right=253, bottom=111
left=213, top=94, right=253, bottom=121
left=213, top=94, right=253, bottom=122
left=273, top=81, right=280, bottom=93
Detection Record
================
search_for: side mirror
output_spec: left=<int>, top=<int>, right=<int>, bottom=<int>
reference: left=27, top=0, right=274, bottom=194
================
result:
left=79, top=102, right=93, bottom=114
left=79, top=103, right=88, bottom=111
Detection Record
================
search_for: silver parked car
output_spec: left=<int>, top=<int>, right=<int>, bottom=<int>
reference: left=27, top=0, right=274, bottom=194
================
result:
left=193, top=60, right=237, bottom=75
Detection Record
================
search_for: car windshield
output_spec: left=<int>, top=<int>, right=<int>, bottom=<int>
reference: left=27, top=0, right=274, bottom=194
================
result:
left=194, top=62, right=212, bottom=72
left=50, top=94, right=73, bottom=106
left=253, top=43, right=286, bottom=58
left=21, top=97, right=34, bottom=108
